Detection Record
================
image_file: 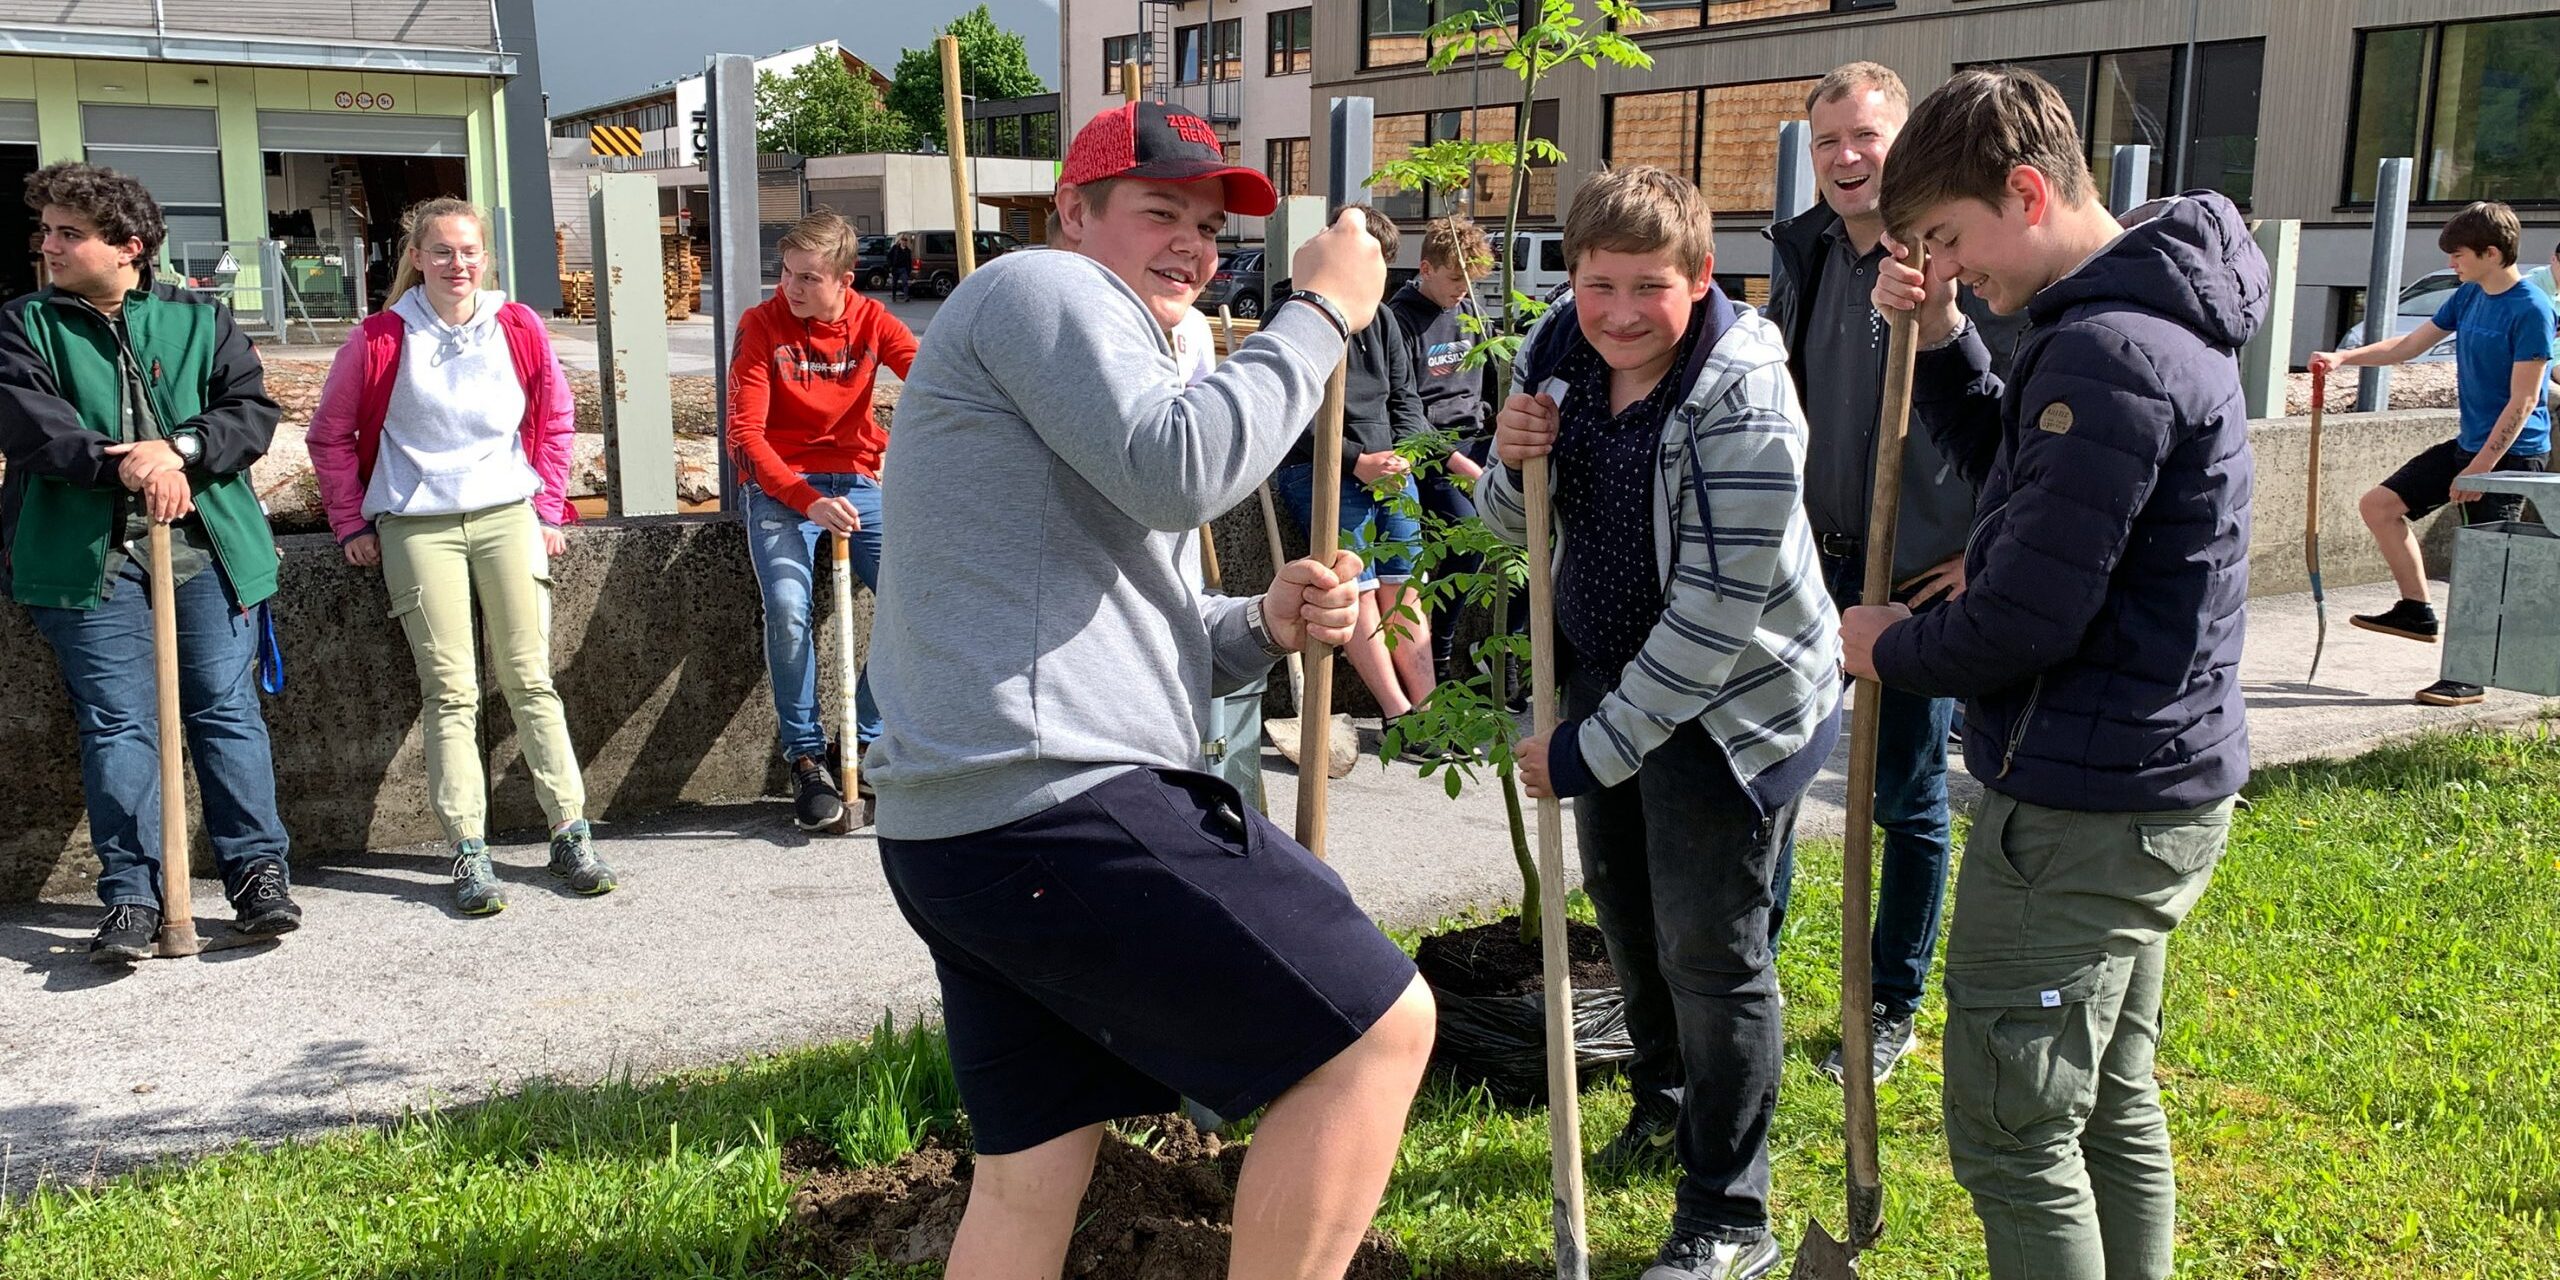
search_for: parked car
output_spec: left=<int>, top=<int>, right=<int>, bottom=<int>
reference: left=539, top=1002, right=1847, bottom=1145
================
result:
left=896, top=229, right=1025, bottom=297
left=1196, top=249, right=1267, bottom=318
left=1474, top=231, right=1570, bottom=317
left=855, top=234, right=895, bottom=292
left=2338, top=268, right=2461, bottom=362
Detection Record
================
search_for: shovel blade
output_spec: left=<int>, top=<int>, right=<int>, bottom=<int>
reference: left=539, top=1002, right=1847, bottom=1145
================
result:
left=1787, top=1219, right=1857, bottom=1279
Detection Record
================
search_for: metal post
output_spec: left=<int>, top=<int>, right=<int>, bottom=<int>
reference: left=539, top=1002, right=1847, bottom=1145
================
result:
left=1326, top=96, right=1374, bottom=210
left=592, top=171, right=677, bottom=517
left=706, top=52, right=757, bottom=515
left=1264, top=194, right=1327, bottom=313
left=259, top=239, right=284, bottom=339
left=1775, top=120, right=1814, bottom=222
left=2359, top=156, right=2413, bottom=414
left=2109, top=143, right=2153, bottom=216
left=2241, top=218, right=2299, bottom=420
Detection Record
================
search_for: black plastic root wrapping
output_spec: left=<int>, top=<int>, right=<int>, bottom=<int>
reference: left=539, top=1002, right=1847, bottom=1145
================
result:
left=1429, top=985, right=1635, bottom=1106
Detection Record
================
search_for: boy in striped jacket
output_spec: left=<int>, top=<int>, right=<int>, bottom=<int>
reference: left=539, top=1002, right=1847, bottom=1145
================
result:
left=1483, top=165, right=1839, bottom=1280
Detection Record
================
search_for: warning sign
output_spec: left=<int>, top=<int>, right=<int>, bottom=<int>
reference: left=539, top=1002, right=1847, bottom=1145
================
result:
left=589, top=125, right=646, bottom=158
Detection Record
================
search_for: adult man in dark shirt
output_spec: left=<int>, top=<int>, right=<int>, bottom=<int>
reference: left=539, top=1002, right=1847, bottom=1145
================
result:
left=1762, top=62, right=1970, bottom=1087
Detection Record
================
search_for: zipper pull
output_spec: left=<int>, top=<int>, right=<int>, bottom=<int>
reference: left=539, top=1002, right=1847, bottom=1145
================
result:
left=150, top=358, right=162, bottom=385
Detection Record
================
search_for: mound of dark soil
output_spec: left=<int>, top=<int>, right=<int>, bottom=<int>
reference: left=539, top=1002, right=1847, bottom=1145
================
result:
left=1414, top=919, right=1617, bottom=998
left=778, top=1115, right=1539, bottom=1279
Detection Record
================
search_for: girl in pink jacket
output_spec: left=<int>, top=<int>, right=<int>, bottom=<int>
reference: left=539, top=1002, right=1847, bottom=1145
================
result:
left=306, top=197, right=614, bottom=915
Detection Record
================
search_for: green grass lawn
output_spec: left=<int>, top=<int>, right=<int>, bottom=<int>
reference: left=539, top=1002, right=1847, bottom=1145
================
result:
left=8, top=727, right=2558, bottom=1278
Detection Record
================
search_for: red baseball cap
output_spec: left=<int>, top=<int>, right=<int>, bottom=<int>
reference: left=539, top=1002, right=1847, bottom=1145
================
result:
left=1060, top=101, right=1278, bottom=217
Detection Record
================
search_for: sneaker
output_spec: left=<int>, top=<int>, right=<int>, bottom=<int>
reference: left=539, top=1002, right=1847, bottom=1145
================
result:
left=451, top=840, right=506, bottom=916
left=1382, top=714, right=1440, bottom=765
left=2415, top=679, right=2485, bottom=707
left=1594, top=1089, right=1681, bottom=1175
left=1819, top=1003, right=1920, bottom=1086
left=1640, top=1229, right=1781, bottom=1280
left=2350, top=598, right=2439, bottom=643
left=793, top=755, right=846, bottom=831
left=547, top=821, right=618, bottom=895
left=228, top=859, right=303, bottom=936
left=90, top=903, right=160, bottom=963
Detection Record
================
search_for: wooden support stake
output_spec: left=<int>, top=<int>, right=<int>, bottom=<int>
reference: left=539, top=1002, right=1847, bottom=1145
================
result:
left=149, top=523, right=201, bottom=958
left=1522, top=455, right=1588, bottom=1277
left=1293, top=357, right=1349, bottom=858
left=939, top=35, right=977, bottom=280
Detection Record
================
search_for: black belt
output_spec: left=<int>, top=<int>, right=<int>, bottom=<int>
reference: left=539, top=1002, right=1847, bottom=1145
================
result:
left=1816, top=533, right=1862, bottom=561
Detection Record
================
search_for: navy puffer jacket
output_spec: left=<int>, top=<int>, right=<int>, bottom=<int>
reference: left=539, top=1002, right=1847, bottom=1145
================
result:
left=1872, top=192, right=2267, bottom=812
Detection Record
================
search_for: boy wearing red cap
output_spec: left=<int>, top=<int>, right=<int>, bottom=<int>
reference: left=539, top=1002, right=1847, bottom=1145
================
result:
left=866, top=102, right=1432, bottom=1276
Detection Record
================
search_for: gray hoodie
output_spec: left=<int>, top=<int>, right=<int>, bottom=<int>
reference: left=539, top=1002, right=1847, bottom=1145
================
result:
left=864, top=249, right=1348, bottom=840
left=360, top=288, right=537, bottom=522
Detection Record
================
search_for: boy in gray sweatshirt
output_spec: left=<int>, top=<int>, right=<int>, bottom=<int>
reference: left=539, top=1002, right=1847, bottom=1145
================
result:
left=864, top=101, right=1435, bottom=1276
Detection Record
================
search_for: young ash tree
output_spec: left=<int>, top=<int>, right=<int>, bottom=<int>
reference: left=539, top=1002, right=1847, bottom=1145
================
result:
left=1368, top=0, right=1653, bottom=944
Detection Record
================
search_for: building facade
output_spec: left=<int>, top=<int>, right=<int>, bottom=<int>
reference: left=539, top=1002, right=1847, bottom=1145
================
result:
left=1057, top=0, right=2555, bottom=361
left=0, top=0, right=553, bottom=317
left=549, top=42, right=895, bottom=175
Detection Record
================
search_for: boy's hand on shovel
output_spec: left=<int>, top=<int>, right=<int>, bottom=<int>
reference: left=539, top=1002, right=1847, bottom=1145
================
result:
left=1873, top=233, right=1962, bottom=349
left=1262, top=548, right=1364, bottom=651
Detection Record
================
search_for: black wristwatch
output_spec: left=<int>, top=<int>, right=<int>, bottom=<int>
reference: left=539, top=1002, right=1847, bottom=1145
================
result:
left=169, top=430, right=203, bottom=466
left=1282, top=290, right=1349, bottom=341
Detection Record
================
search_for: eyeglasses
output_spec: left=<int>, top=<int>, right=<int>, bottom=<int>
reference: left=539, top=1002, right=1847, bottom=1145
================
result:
left=423, top=247, right=486, bottom=266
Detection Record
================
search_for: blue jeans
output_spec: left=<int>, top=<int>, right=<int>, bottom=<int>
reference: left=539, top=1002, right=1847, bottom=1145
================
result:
left=1271, top=463, right=1418, bottom=586
left=747, top=474, right=883, bottom=763
left=1769, top=552, right=1957, bottom=1020
left=27, top=560, right=291, bottom=909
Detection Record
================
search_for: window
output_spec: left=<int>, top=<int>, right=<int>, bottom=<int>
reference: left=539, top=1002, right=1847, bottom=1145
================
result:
left=1602, top=78, right=1819, bottom=215
left=1211, top=19, right=1242, bottom=83
left=1269, top=8, right=1312, bottom=76
left=2347, top=15, right=2560, bottom=206
left=1268, top=136, right=1310, bottom=196
left=1371, top=102, right=1560, bottom=222
left=1176, top=25, right=1206, bottom=85
left=1622, top=0, right=1853, bottom=37
left=1365, top=0, right=1431, bottom=70
left=1965, top=42, right=2264, bottom=208
left=1025, top=111, right=1059, bottom=159
left=1103, top=34, right=1149, bottom=96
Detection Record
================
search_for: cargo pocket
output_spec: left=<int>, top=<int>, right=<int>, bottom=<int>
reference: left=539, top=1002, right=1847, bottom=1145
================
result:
left=385, top=583, right=432, bottom=653
left=1942, top=952, right=2125, bottom=1149
left=2135, top=815, right=2227, bottom=876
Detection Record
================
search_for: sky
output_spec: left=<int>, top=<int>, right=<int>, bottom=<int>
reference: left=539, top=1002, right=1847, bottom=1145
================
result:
left=530, top=0, right=1063, bottom=115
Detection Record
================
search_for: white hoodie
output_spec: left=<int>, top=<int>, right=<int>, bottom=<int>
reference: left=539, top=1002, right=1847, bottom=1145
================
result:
left=360, top=288, right=539, bottom=522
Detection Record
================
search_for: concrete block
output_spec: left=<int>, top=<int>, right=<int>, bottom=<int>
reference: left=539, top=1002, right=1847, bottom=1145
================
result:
left=2244, top=409, right=2460, bottom=596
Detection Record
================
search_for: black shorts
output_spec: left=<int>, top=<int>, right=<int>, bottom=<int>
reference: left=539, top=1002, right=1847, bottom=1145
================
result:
left=2381, top=439, right=2550, bottom=523
left=879, top=767, right=1419, bottom=1156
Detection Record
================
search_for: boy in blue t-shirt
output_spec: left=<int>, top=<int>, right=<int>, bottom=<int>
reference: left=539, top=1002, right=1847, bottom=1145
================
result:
left=2313, top=200, right=2555, bottom=706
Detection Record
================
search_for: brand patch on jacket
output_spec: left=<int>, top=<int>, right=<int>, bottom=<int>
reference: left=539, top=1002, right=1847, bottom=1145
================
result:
left=774, top=343, right=868, bottom=384
left=2038, top=401, right=2074, bottom=434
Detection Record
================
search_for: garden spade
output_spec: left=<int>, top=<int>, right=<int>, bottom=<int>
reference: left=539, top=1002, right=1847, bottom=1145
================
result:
left=1228, top=306, right=1356, bottom=781
left=1523, top=454, right=1590, bottom=1279
left=149, top=522, right=202, bottom=959
left=1792, top=242, right=1929, bottom=1280
left=1294, top=356, right=1351, bottom=859
left=2305, top=363, right=2329, bottom=685
left=832, top=531, right=865, bottom=832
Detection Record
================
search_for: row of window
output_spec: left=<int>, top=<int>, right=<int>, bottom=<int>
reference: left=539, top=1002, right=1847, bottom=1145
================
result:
left=2347, top=14, right=2559, bottom=208
left=1103, top=9, right=1314, bottom=94
left=553, top=100, right=672, bottom=140
left=1363, top=0, right=1882, bottom=71
left=965, top=110, right=1060, bottom=161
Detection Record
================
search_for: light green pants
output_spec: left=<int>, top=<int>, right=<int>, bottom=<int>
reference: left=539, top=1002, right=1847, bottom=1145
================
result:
left=379, top=502, right=584, bottom=843
left=1941, top=790, right=2229, bottom=1280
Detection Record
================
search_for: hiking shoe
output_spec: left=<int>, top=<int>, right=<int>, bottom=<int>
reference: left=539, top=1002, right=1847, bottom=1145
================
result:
left=2350, top=598, right=2439, bottom=643
left=2415, top=679, right=2486, bottom=707
left=1641, top=1229, right=1781, bottom=1280
left=547, top=821, right=617, bottom=895
left=228, top=859, right=303, bottom=936
left=90, top=903, right=160, bottom=963
left=1820, top=1003, right=1920, bottom=1086
left=793, top=755, right=846, bottom=831
left=451, top=840, right=506, bottom=916
left=1595, top=1089, right=1681, bottom=1176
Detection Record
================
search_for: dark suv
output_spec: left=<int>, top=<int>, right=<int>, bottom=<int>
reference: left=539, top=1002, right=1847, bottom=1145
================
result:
left=855, top=234, right=895, bottom=291
left=897, top=230, right=1025, bottom=297
left=1195, top=248, right=1268, bottom=319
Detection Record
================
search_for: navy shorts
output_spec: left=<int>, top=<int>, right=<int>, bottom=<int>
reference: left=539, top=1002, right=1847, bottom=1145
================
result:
left=879, top=767, right=1419, bottom=1156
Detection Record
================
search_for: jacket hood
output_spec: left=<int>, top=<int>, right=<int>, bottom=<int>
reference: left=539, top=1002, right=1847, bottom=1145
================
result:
left=2030, top=191, right=2268, bottom=351
left=1521, top=285, right=1776, bottom=415
left=394, top=287, right=509, bottom=334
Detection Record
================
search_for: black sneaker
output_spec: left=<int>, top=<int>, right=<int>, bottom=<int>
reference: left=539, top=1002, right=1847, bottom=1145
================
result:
left=1819, top=1003, right=1919, bottom=1086
left=228, top=859, right=303, bottom=936
left=91, top=904, right=160, bottom=963
left=1639, top=1229, right=1781, bottom=1280
left=793, top=755, right=846, bottom=831
left=2350, top=598, right=2439, bottom=643
left=2415, top=679, right=2485, bottom=706
left=1595, top=1089, right=1681, bottom=1175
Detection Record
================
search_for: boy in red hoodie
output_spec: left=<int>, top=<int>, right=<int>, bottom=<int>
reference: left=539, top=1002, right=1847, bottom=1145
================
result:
left=727, top=210, right=918, bottom=830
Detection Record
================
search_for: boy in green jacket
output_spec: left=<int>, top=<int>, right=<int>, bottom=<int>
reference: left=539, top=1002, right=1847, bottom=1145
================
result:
left=0, top=162, right=299, bottom=961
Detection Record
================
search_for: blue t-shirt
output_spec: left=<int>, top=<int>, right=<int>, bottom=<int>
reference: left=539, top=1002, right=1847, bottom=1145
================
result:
left=2433, top=280, right=2555, bottom=455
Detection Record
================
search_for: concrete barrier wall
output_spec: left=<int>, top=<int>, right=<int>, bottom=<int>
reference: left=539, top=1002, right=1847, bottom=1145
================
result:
left=0, top=410, right=2489, bottom=902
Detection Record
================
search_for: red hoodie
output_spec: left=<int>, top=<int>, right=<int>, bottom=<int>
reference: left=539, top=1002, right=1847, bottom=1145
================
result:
left=726, top=288, right=918, bottom=513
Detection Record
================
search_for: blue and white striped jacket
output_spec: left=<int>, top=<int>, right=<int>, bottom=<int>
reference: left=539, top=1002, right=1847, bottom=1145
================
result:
left=1479, top=289, right=1841, bottom=810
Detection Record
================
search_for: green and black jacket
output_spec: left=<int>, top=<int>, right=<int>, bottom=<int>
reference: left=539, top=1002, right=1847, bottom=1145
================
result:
left=0, top=276, right=281, bottom=610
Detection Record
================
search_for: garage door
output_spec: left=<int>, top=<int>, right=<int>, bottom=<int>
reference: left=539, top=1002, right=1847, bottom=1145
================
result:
left=258, top=111, right=469, bottom=157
